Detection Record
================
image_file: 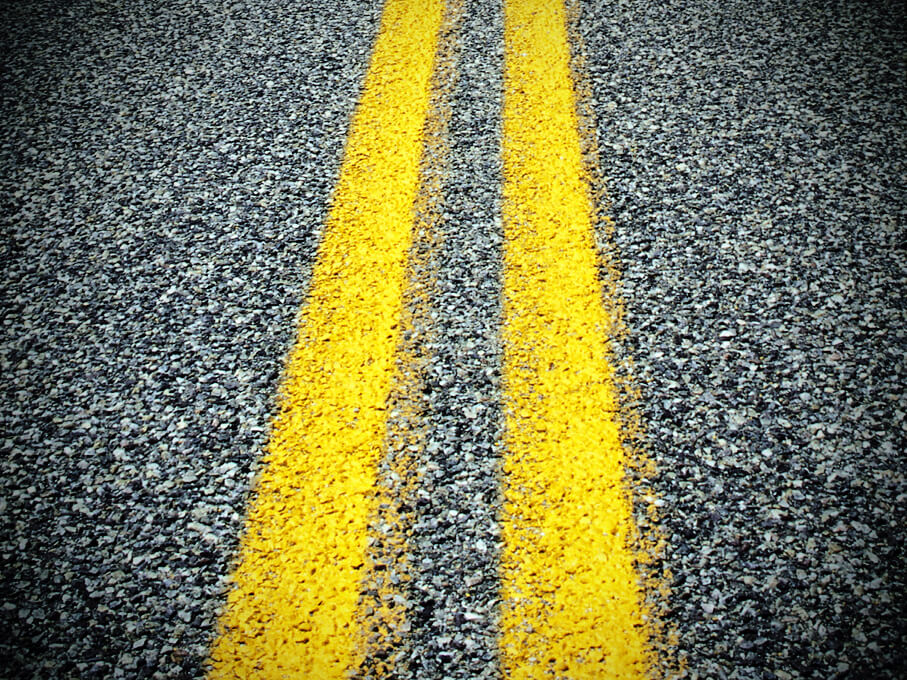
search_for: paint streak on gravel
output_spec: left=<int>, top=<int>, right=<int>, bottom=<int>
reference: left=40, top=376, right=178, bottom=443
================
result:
left=355, top=0, right=460, bottom=674
left=206, top=0, right=444, bottom=676
left=498, top=0, right=655, bottom=677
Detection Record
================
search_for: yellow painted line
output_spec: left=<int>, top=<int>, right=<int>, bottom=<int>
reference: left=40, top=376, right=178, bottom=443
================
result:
left=207, top=0, right=444, bottom=677
left=355, top=0, right=460, bottom=673
left=499, top=0, right=654, bottom=677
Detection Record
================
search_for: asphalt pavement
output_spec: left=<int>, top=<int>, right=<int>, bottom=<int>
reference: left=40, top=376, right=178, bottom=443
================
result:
left=1, top=0, right=904, bottom=678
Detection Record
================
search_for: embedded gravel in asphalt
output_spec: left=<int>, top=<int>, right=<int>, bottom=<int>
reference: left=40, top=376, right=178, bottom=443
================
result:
left=1, top=1, right=379, bottom=676
left=403, top=0, right=505, bottom=676
left=580, top=0, right=906, bottom=676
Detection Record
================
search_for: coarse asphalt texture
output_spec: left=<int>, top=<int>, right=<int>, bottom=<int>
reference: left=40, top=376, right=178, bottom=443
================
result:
left=1, top=0, right=905, bottom=679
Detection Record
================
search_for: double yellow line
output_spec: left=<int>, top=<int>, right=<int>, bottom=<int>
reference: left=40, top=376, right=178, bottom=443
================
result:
left=208, top=0, right=655, bottom=677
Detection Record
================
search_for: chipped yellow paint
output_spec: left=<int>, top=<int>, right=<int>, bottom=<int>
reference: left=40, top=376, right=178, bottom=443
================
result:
left=354, top=0, right=461, bottom=673
left=207, top=0, right=444, bottom=677
left=499, top=0, right=654, bottom=677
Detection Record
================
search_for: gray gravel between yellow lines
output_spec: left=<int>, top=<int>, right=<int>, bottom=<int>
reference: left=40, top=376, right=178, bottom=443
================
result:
left=401, top=0, right=505, bottom=676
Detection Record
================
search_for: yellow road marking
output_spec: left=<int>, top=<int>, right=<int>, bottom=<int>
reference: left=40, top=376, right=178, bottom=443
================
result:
left=207, top=0, right=444, bottom=677
left=355, top=0, right=461, bottom=673
left=499, top=0, right=654, bottom=677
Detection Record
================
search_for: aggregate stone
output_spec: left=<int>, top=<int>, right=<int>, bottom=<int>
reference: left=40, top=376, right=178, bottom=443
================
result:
left=402, top=1, right=506, bottom=677
left=578, top=0, right=907, bottom=676
left=0, top=0, right=380, bottom=677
